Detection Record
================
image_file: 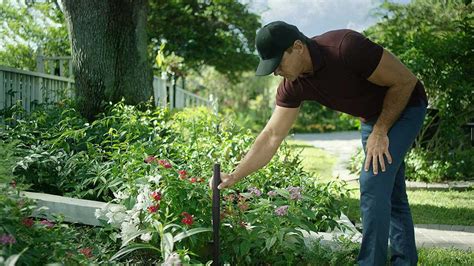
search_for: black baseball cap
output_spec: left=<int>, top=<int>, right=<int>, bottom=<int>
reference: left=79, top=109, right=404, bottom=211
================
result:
left=255, top=21, right=303, bottom=76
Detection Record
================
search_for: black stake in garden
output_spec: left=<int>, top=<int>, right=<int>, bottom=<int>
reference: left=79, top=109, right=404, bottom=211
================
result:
left=212, top=163, right=221, bottom=266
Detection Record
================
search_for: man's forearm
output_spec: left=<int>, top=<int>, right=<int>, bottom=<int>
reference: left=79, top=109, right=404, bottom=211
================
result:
left=231, top=130, right=282, bottom=180
left=373, top=80, right=417, bottom=134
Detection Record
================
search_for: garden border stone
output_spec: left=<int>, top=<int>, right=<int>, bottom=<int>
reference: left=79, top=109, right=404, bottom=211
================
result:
left=20, top=191, right=363, bottom=250
left=20, top=191, right=120, bottom=226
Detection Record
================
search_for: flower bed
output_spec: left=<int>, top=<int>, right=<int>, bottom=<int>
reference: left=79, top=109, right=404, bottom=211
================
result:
left=1, top=99, right=354, bottom=264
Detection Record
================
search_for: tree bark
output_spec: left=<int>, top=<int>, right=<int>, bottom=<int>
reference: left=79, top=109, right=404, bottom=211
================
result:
left=61, top=0, right=152, bottom=122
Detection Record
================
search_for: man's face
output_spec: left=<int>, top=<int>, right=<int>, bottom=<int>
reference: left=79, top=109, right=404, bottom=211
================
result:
left=273, top=43, right=304, bottom=81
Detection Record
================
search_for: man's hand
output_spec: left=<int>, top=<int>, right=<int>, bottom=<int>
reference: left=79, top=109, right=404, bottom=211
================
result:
left=364, top=131, right=392, bottom=175
left=208, top=173, right=239, bottom=190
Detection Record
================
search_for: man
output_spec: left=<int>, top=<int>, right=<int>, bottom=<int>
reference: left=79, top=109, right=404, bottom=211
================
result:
left=211, top=21, right=428, bottom=265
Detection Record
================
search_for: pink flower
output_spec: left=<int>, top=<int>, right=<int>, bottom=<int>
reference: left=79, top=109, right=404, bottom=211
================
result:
left=22, top=218, right=34, bottom=228
left=267, top=191, right=277, bottom=197
left=275, top=205, right=289, bottom=216
left=147, top=205, right=159, bottom=213
left=238, top=202, right=249, bottom=212
left=249, top=187, right=262, bottom=197
left=178, top=170, right=187, bottom=179
left=158, top=159, right=172, bottom=168
left=151, top=191, right=162, bottom=201
left=224, top=194, right=235, bottom=202
left=40, top=220, right=54, bottom=228
left=79, top=247, right=93, bottom=258
left=190, top=177, right=197, bottom=183
left=144, top=155, right=157, bottom=164
left=287, top=186, right=302, bottom=200
left=0, top=234, right=16, bottom=245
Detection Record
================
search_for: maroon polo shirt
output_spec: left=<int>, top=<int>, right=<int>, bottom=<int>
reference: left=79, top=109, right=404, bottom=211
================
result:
left=275, top=29, right=428, bottom=122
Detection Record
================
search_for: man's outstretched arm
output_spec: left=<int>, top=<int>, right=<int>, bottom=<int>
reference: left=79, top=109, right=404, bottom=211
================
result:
left=211, top=105, right=300, bottom=190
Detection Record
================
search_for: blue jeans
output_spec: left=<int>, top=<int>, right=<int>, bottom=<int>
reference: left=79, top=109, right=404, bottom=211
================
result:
left=357, top=102, right=427, bottom=266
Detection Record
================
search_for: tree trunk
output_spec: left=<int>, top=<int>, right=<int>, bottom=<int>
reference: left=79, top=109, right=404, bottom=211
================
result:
left=61, top=0, right=152, bottom=122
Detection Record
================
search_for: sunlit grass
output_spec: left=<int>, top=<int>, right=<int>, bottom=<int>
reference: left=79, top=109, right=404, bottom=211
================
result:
left=286, top=139, right=337, bottom=182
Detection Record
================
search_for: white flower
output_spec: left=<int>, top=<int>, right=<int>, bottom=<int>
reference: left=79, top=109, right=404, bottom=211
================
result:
left=140, top=233, right=152, bottom=242
left=147, top=174, right=162, bottom=184
left=162, top=252, right=181, bottom=266
left=135, top=185, right=153, bottom=211
left=121, top=221, right=139, bottom=244
left=113, top=190, right=130, bottom=200
left=103, top=204, right=127, bottom=225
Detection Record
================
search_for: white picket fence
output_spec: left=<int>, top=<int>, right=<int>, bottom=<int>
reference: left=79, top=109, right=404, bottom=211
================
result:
left=0, top=65, right=215, bottom=116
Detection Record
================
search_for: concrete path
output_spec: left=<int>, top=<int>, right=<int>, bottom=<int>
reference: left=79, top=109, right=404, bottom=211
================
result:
left=414, top=224, right=474, bottom=251
left=290, top=131, right=361, bottom=181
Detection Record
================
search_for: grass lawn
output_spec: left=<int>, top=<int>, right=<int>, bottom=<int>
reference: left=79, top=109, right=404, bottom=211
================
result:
left=343, top=188, right=474, bottom=226
left=286, top=139, right=337, bottom=181
left=417, top=247, right=474, bottom=265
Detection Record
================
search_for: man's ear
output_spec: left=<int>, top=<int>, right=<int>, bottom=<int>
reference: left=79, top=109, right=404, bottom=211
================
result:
left=293, top=40, right=305, bottom=54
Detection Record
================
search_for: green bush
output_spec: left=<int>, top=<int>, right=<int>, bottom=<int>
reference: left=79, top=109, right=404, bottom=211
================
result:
left=2, top=99, right=352, bottom=263
left=0, top=183, right=117, bottom=264
left=293, top=102, right=360, bottom=133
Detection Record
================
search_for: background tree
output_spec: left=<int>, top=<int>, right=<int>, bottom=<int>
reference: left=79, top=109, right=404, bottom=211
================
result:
left=0, top=0, right=69, bottom=70
left=1, top=0, right=262, bottom=122
left=148, top=0, right=260, bottom=80
left=61, top=0, right=153, bottom=122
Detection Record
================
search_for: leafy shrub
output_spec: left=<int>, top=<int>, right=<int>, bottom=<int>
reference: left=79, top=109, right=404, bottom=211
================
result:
left=0, top=182, right=117, bottom=264
left=293, top=102, right=360, bottom=133
left=2, top=99, right=353, bottom=263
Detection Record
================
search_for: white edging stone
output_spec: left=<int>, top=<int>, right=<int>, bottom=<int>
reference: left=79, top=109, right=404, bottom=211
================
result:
left=20, top=191, right=119, bottom=226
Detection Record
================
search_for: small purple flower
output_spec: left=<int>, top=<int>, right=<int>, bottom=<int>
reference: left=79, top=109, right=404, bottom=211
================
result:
left=287, top=186, right=302, bottom=200
left=0, top=234, right=16, bottom=245
left=249, top=187, right=262, bottom=197
left=267, top=191, right=277, bottom=197
left=274, top=205, right=289, bottom=216
left=40, top=220, right=55, bottom=228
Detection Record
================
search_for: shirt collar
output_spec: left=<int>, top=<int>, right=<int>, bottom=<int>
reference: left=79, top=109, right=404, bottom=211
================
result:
left=302, top=37, right=325, bottom=77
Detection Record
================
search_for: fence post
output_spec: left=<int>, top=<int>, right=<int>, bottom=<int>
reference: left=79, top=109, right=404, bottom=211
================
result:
left=36, top=47, right=45, bottom=74
left=59, top=59, right=65, bottom=77
left=209, top=94, right=218, bottom=116
left=0, top=69, right=4, bottom=112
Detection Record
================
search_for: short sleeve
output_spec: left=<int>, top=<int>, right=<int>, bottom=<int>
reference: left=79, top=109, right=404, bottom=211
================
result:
left=340, top=31, right=384, bottom=79
left=275, top=79, right=302, bottom=108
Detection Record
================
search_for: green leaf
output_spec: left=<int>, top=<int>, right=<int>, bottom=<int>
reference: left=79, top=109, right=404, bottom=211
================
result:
left=5, top=247, right=28, bottom=266
left=162, top=232, right=174, bottom=259
left=174, top=227, right=212, bottom=243
left=240, top=240, right=251, bottom=255
left=301, top=208, right=317, bottom=219
left=110, top=243, right=160, bottom=261
left=121, top=229, right=153, bottom=248
left=265, top=235, right=277, bottom=251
